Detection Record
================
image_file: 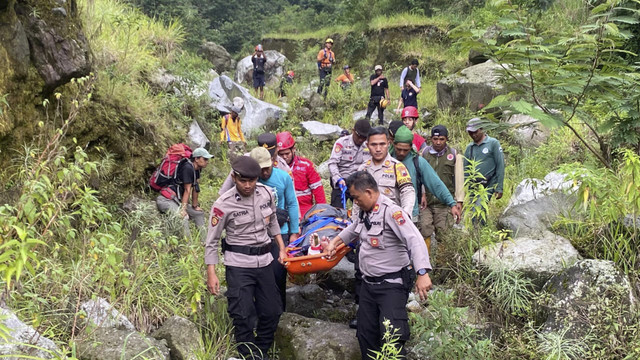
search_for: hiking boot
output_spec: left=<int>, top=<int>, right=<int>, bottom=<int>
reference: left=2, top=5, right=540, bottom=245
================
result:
left=349, top=318, right=357, bottom=329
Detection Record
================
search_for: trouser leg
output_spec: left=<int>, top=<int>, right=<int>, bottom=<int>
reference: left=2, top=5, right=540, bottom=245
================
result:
left=318, top=69, right=328, bottom=94
left=365, top=98, right=376, bottom=120
left=357, top=281, right=410, bottom=359
left=271, top=234, right=289, bottom=311
left=186, top=204, right=205, bottom=243
left=225, top=266, right=259, bottom=358
left=254, top=264, right=283, bottom=355
left=156, top=195, right=192, bottom=239
left=419, top=206, right=435, bottom=239
left=353, top=243, right=362, bottom=304
left=432, top=205, right=451, bottom=234
left=377, top=104, right=384, bottom=125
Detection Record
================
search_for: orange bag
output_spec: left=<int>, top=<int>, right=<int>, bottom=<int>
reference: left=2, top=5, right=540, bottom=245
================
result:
left=284, top=243, right=352, bottom=274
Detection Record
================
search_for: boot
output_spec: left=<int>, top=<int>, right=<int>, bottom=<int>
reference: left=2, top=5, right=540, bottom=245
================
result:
left=425, top=236, right=431, bottom=256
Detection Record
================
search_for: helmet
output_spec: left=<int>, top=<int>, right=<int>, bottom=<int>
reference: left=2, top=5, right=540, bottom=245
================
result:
left=287, top=70, right=295, bottom=77
left=255, top=44, right=263, bottom=51
left=402, top=106, right=419, bottom=118
left=379, top=98, right=390, bottom=109
left=325, top=38, right=334, bottom=44
left=276, top=131, right=295, bottom=150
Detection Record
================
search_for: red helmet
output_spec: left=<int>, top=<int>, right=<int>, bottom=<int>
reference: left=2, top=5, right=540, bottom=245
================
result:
left=402, top=106, right=419, bottom=119
left=276, top=131, right=295, bottom=150
left=287, top=70, right=295, bottom=77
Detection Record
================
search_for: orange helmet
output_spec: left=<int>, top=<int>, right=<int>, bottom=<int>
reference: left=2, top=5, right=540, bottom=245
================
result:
left=402, top=106, right=419, bottom=119
left=276, top=131, right=295, bottom=150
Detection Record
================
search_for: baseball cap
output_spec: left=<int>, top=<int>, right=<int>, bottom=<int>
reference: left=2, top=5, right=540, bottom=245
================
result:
left=257, top=133, right=277, bottom=156
left=466, top=118, right=483, bottom=132
left=353, top=119, right=372, bottom=138
left=192, top=148, right=213, bottom=159
left=388, top=121, right=404, bottom=137
left=232, top=156, right=260, bottom=179
left=250, top=147, right=273, bottom=168
left=374, top=65, right=383, bottom=71
left=431, top=125, right=449, bottom=138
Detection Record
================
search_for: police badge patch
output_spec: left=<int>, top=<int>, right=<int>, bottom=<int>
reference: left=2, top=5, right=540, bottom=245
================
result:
left=392, top=211, right=406, bottom=225
left=370, top=237, right=380, bottom=247
left=211, top=216, right=219, bottom=227
left=447, top=153, right=454, bottom=161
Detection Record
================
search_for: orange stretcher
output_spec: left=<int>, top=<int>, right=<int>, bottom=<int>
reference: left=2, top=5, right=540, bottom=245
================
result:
left=283, top=243, right=351, bottom=274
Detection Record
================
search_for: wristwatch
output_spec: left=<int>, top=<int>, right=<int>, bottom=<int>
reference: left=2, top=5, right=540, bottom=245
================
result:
left=417, top=268, right=428, bottom=276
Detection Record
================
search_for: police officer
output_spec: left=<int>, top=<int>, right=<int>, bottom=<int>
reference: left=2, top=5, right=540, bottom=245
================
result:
left=324, top=171, right=432, bottom=359
left=327, top=119, right=372, bottom=208
left=205, top=156, right=286, bottom=360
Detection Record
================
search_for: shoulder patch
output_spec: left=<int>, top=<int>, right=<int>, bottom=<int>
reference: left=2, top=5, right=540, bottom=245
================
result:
left=395, top=163, right=412, bottom=185
left=366, top=159, right=372, bottom=166
left=213, top=207, right=224, bottom=217
left=447, top=153, right=454, bottom=161
left=392, top=211, right=406, bottom=225
left=211, top=216, right=220, bottom=227
left=335, top=143, right=343, bottom=153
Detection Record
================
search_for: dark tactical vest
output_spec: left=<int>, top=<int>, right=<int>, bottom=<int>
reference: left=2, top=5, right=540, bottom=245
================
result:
left=405, top=67, right=418, bottom=85
left=424, top=147, right=456, bottom=206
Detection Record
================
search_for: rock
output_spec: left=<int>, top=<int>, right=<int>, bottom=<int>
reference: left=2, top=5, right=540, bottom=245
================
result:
left=301, top=121, right=342, bottom=141
left=352, top=110, right=368, bottom=121
left=0, top=307, right=61, bottom=359
left=539, top=260, right=637, bottom=339
left=468, top=48, right=489, bottom=65
left=148, top=68, right=179, bottom=92
left=308, top=92, right=325, bottom=109
left=0, top=16, right=31, bottom=79
left=76, top=327, right=170, bottom=360
left=436, top=60, right=505, bottom=112
left=319, top=257, right=355, bottom=293
left=51, top=7, right=67, bottom=17
left=235, top=50, right=287, bottom=87
left=506, top=172, right=574, bottom=211
left=188, top=121, right=210, bottom=149
left=17, top=2, right=91, bottom=92
left=80, top=297, right=135, bottom=331
left=151, top=316, right=202, bottom=360
left=295, top=106, right=313, bottom=121
left=505, top=113, right=551, bottom=147
left=317, top=160, right=330, bottom=179
left=286, top=285, right=326, bottom=318
left=276, top=313, right=360, bottom=360
left=198, top=42, right=235, bottom=73
left=406, top=300, right=422, bottom=313
left=207, top=75, right=285, bottom=133
left=473, top=231, right=580, bottom=288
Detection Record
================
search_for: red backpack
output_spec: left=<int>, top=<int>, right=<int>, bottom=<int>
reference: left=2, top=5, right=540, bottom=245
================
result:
left=149, top=144, right=193, bottom=198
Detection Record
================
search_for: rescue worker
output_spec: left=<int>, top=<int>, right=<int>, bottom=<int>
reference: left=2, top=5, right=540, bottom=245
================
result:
left=218, top=133, right=292, bottom=196
left=464, top=118, right=505, bottom=201
left=205, top=156, right=286, bottom=360
left=327, top=119, right=372, bottom=209
left=250, top=147, right=300, bottom=311
left=279, top=70, right=294, bottom=98
left=401, top=106, right=426, bottom=153
left=276, top=131, right=327, bottom=217
left=317, top=38, right=336, bottom=98
left=365, top=65, right=390, bottom=125
left=156, top=147, right=212, bottom=242
left=396, top=79, right=420, bottom=112
left=421, top=125, right=465, bottom=240
left=392, top=126, right=461, bottom=254
left=252, top=44, right=267, bottom=100
left=220, top=106, right=246, bottom=161
left=399, top=59, right=421, bottom=89
left=323, top=171, right=432, bottom=359
left=335, top=65, right=354, bottom=90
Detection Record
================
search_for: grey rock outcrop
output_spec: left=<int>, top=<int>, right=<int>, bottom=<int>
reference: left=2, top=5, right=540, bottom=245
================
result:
left=76, top=327, right=170, bottom=360
left=320, top=257, right=355, bottom=294
left=276, top=312, right=360, bottom=360
left=80, top=297, right=135, bottom=331
left=151, top=316, right=203, bottom=360
left=286, top=284, right=327, bottom=318
left=473, top=231, right=580, bottom=288
left=317, top=160, right=330, bottom=179
left=301, top=121, right=342, bottom=141
left=188, top=121, right=210, bottom=149
left=198, top=42, right=235, bottom=73
left=236, top=50, right=287, bottom=87
left=505, top=112, right=551, bottom=148
left=208, top=75, right=285, bottom=133
left=436, top=60, right=505, bottom=112
left=0, top=307, right=61, bottom=359
left=505, top=171, right=574, bottom=211
left=539, top=260, right=637, bottom=338
left=148, top=68, right=179, bottom=92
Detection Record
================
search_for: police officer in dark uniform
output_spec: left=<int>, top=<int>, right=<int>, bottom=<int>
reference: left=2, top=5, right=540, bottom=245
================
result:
left=205, top=156, right=286, bottom=360
left=324, top=171, right=432, bottom=359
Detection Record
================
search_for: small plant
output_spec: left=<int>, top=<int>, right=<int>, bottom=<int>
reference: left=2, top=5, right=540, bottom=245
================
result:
left=369, top=318, right=404, bottom=360
left=536, top=327, right=589, bottom=360
left=482, top=264, right=534, bottom=319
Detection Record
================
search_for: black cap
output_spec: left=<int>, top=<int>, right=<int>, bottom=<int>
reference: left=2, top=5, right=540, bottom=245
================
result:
left=257, top=133, right=277, bottom=156
left=411, top=59, right=419, bottom=65
left=431, top=125, right=449, bottom=138
left=232, top=156, right=261, bottom=179
left=388, top=121, right=404, bottom=137
left=353, top=119, right=372, bottom=138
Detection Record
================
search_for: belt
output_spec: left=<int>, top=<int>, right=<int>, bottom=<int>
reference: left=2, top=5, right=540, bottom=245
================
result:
left=363, top=269, right=403, bottom=283
left=224, top=243, right=271, bottom=256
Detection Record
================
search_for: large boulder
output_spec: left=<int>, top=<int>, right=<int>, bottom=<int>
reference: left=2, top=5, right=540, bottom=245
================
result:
left=207, top=75, right=285, bottom=133
left=318, top=257, right=355, bottom=294
left=539, top=260, right=637, bottom=339
left=275, top=312, right=360, bottom=360
left=301, top=121, right=343, bottom=141
left=80, top=297, right=135, bottom=331
left=0, top=307, right=61, bottom=359
left=473, top=231, right=580, bottom=288
left=286, top=284, right=327, bottom=318
left=188, top=120, right=210, bottom=149
left=317, top=160, right=330, bottom=179
left=436, top=60, right=505, bottom=112
left=505, top=171, right=574, bottom=211
left=235, top=50, right=287, bottom=87
left=505, top=112, right=552, bottom=148
left=198, top=42, right=235, bottom=73
left=151, top=316, right=203, bottom=360
left=76, top=327, right=170, bottom=360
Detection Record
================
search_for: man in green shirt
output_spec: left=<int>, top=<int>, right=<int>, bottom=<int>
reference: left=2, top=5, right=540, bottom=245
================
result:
left=392, top=126, right=461, bottom=253
left=463, top=118, right=505, bottom=200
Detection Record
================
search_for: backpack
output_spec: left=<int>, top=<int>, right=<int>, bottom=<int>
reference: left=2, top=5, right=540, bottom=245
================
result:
left=149, top=144, right=193, bottom=199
